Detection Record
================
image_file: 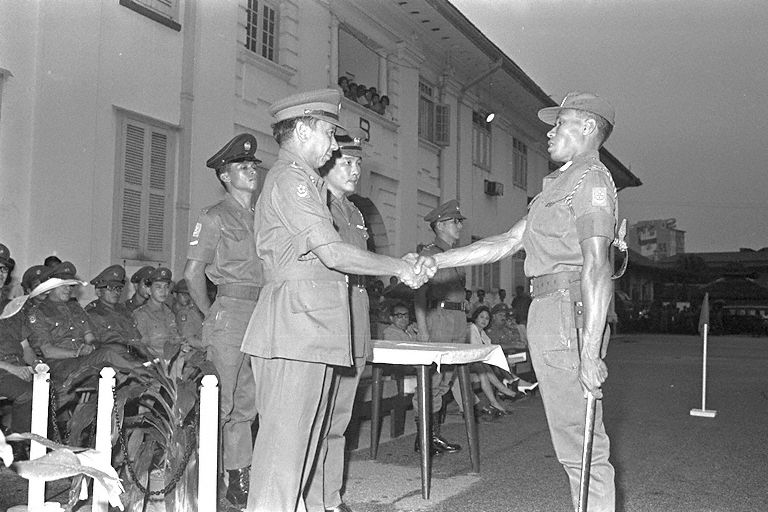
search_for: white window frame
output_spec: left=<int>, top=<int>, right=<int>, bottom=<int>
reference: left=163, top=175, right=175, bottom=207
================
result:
left=472, top=110, right=491, bottom=170
left=244, top=0, right=279, bottom=63
left=418, top=79, right=450, bottom=146
left=114, top=114, right=176, bottom=264
left=513, top=137, right=528, bottom=189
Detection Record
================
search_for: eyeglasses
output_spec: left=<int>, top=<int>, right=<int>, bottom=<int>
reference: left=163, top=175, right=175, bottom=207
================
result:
left=392, top=312, right=409, bottom=318
left=106, top=285, right=124, bottom=292
left=0, top=266, right=8, bottom=273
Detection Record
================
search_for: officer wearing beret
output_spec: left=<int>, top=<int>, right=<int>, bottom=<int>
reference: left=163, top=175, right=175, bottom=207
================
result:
left=240, top=88, right=430, bottom=512
left=86, top=265, right=142, bottom=353
left=183, top=133, right=264, bottom=508
left=305, top=129, right=373, bottom=512
left=412, top=200, right=466, bottom=455
left=132, top=267, right=183, bottom=359
left=0, top=244, right=34, bottom=444
left=426, top=92, right=618, bottom=511
left=125, top=265, right=154, bottom=313
left=27, top=262, right=139, bottom=378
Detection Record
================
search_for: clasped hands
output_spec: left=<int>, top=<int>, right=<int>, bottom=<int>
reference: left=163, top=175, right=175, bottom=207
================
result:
left=397, top=253, right=438, bottom=289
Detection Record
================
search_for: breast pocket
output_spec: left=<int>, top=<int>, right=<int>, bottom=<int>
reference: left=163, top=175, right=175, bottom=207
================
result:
left=220, top=228, right=252, bottom=262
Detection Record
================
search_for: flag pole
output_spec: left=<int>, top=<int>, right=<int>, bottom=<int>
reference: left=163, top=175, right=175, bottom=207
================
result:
left=691, top=294, right=716, bottom=418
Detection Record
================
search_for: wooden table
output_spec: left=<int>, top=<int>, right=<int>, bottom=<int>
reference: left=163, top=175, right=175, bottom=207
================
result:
left=369, top=339, right=526, bottom=499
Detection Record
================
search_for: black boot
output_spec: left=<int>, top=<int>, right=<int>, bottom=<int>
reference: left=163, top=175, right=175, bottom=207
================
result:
left=226, top=466, right=250, bottom=508
left=431, top=412, right=461, bottom=453
left=414, top=417, right=442, bottom=455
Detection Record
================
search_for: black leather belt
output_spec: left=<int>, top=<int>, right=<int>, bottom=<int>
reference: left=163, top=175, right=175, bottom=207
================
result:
left=347, top=274, right=366, bottom=287
left=217, top=284, right=261, bottom=301
left=428, top=300, right=465, bottom=311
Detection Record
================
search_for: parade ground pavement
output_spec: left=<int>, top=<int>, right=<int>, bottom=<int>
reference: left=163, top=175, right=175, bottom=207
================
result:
left=1, top=333, right=767, bottom=511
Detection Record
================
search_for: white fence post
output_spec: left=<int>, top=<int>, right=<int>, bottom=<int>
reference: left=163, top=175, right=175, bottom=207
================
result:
left=197, top=374, right=219, bottom=511
left=28, top=362, right=51, bottom=509
left=92, top=366, right=117, bottom=511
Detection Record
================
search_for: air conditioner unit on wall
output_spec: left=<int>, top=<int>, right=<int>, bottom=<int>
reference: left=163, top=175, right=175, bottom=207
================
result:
left=484, top=179, right=504, bottom=196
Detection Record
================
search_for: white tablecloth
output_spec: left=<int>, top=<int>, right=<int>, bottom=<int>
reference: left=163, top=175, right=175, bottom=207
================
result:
left=371, top=339, right=516, bottom=373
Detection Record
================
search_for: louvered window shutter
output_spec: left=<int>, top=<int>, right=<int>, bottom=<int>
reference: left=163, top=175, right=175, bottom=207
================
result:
left=119, top=119, right=171, bottom=262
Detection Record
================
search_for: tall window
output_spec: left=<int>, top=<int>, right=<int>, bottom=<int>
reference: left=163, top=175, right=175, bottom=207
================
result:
left=513, top=137, right=528, bottom=189
left=418, top=80, right=449, bottom=146
left=471, top=236, right=501, bottom=290
left=116, top=116, right=175, bottom=263
left=245, top=0, right=277, bottom=62
left=472, top=111, right=491, bottom=169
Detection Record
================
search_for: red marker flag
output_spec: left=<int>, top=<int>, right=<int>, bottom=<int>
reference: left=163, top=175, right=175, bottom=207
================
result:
left=697, top=293, right=710, bottom=335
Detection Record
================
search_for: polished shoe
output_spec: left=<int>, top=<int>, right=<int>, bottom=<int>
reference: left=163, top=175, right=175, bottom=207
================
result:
left=326, top=503, right=354, bottom=512
left=225, top=466, right=250, bottom=508
left=431, top=433, right=461, bottom=453
left=414, top=435, right=443, bottom=455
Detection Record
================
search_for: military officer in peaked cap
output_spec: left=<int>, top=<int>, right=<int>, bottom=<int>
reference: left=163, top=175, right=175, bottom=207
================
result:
left=86, top=265, right=142, bottom=354
left=305, top=129, right=374, bottom=512
left=240, top=88, right=432, bottom=512
left=183, top=133, right=264, bottom=508
left=422, top=91, right=619, bottom=511
left=411, top=200, right=467, bottom=456
left=125, top=265, right=154, bottom=313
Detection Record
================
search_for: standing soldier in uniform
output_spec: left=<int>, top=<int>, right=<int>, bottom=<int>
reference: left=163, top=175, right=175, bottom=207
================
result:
left=424, top=92, right=618, bottom=511
left=125, top=266, right=154, bottom=313
left=183, top=133, right=263, bottom=509
left=240, top=89, right=430, bottom=512
left=305, top=129, right=372, bottom=512
left=412, top=200, right=466, bottom=454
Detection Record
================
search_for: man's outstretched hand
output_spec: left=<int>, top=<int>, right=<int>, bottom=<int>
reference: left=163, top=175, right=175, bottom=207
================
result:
left=398, top=253, right=436, bottom=289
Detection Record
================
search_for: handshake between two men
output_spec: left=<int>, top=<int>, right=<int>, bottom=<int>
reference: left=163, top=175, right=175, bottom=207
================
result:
left=397, top=253, right=438, bottom=289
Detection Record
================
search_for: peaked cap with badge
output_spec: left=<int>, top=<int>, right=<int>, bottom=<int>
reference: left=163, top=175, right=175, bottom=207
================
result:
left=173, top=278, right=189, bottom=294
left=336, top=128, right=367, bottom=158
left=130, top=266, right=155, bottom=284
left=424, top=199, right=467, bottom=224
left=51, top=261, right=78, bottom=280
left=91, top=265, right=126, bottom=288
left=269, top=88, right=346, bottom=129
left=206, top=133, right=262, bottom=170
left=148, top=267, right=172, bottom=284
left=22, top=265, right=52, bottom=291
left=0, top=243, right=11, bottom=267
left=537, top=91, right=615, bottom=127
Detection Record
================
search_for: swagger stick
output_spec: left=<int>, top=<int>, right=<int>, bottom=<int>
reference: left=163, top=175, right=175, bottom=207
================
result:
left=574, top=300, right=598, bottom=512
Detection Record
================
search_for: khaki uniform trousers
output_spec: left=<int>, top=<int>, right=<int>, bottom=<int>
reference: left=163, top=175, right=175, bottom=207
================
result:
left=527, top=288, right=615, bottom=512
left=247, top=357, right=333, bottom=512
left=203, top=296, right=257, bottom=470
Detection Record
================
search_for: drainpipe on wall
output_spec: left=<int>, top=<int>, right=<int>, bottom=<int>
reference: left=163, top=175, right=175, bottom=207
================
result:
left=454, top=58, right=503, bottom=202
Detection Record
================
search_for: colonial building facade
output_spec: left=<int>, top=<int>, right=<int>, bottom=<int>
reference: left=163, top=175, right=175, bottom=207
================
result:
left=0, top=0, right=638, bottom=302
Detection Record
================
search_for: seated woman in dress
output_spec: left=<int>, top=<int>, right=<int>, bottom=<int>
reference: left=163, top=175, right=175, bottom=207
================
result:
left=485, top=303, right=537, bottom=392
left=467, top=305, right=521, bottom=415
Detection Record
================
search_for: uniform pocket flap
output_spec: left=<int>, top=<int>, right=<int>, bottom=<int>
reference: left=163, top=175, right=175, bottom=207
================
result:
left=288, top=280, right=344, bottom=313
left=542, top=348, right=579, bottom=372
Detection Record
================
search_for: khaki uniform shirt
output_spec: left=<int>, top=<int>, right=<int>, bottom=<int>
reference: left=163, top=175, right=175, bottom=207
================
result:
left=523, top=150, right=617, bottom=277
left=241, top=148, right=350, bottom=366
left=87, top=300, right=141, bottom=346
left=175, top=303, right=204, bottom=344
left=186, top=194, right=263, bottom=287
left=27, top=300, right=94, bottom=353
left=329, top=193, right=373, bottom=361
left=132, top=303, right=182, bottom=358
left=124, top=295, right=145, bottom=313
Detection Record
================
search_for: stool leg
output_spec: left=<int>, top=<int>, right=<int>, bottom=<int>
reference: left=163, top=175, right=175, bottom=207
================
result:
left=417, top=365, right=431, bottom=499
left=457, top=364, right=480, bottom=474
left=370, top=364, right=383, bottom=459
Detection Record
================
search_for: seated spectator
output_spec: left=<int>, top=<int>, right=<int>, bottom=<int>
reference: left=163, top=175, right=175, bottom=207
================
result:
left=356, top=85, right=368, bottom=105
left=132, top=267, right=184, bottom=359
left=381, top=302, right=417, bottom=342
left=125, top=266, right=153, bottom=313
left=469, top=288, right=488, bottom=316
left=371, top=92, right=385, bottom=115
left=26, top=265, right=140, bottom=381
left=485, top=304, right=536, bottom=392
left=86, top=265, right=142, bottom=355
left=0, top=244, right=33, bottom=444
left=172, top=279, right=204, bottom=349
left=21, top=265, right=52, bottom=295
left=379, top=95, right=390, bottom=116
left=337, top=75, right=350, bottom=97
left=467, top=306, right=521, bottom=416
left=347, top=82, right=359, bottom=101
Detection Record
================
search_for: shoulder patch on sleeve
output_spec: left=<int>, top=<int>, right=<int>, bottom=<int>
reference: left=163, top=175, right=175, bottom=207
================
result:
left=592, top=187, right=608, bottom=206
left=192, top=222, right=202, bottom=239
left=296, top=183, right=309, bottom=198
